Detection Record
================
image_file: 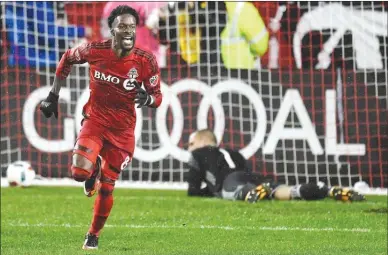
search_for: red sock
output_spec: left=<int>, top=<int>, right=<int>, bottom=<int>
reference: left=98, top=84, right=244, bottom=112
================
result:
left=88, top=182, right=114, bottom=236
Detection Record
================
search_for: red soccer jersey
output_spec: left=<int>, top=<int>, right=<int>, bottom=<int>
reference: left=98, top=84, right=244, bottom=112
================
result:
left=56, top=39, right=162, bottom=152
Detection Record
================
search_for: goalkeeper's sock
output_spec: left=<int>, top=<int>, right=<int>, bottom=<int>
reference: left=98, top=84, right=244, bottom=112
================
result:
left=291, top=182, right=329, bottom=200
left=88, top=182, right=114, bottom=236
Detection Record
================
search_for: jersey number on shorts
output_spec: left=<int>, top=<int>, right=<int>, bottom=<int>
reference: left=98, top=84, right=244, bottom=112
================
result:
left=121, top=156, right=131, bottom=170
left=219, top=149, right=236, bottom=169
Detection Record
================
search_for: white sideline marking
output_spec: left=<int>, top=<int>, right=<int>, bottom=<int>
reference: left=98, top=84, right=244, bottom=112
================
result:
left=5, top=222, right=384, bottom=233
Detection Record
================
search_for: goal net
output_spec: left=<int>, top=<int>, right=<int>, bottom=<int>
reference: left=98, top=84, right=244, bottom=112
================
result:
left=1, top=1, right=387, bottom=189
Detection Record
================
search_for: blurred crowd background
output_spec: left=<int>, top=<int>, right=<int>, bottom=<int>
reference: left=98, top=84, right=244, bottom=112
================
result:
left=2, top=1, right=387, bottom=71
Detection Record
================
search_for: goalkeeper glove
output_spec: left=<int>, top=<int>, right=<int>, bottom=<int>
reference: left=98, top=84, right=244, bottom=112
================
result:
left=40, top=92, right=59, bottom=119
left=135, top=87, right=154, bottom=108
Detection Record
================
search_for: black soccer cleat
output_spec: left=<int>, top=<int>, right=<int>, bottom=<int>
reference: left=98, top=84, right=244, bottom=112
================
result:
left=84, top=156, right=102, bottom=197
left=245, top=183, right=272, bottom=203
left=82, top=232, right=99, bottom=250
left=330, top=187, right=366, bottom=202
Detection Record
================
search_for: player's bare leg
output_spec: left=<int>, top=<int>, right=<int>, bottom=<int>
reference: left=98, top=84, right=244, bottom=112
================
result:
left=271, top=185, right=292, bottom=200
left=84, top=156, right=102, bottom=197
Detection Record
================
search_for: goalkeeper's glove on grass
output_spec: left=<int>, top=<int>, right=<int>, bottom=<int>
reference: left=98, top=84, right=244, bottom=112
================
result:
left=135, top=87, right=154, bottom=108
left=40, top=92, right=59, bottom=118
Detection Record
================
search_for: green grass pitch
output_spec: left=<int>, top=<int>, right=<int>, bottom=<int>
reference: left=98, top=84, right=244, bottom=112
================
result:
left=1, top=186, right=387, bottom=255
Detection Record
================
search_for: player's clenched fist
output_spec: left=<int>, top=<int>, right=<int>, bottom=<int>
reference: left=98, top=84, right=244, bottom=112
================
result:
left=135, top=87, right=153, bottom=108
left=40, top=92, right=59, bottom=118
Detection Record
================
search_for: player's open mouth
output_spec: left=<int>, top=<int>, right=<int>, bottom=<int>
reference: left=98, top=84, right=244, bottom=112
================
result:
left=122, top=36, right=133, bottom=46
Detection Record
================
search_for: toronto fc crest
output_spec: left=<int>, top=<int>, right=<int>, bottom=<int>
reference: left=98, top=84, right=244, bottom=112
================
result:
left=127, top=68, right=138, bottom=80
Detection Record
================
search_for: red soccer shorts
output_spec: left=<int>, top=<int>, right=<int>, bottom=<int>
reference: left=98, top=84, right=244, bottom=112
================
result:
left=73, top=119, right=133, bottom=181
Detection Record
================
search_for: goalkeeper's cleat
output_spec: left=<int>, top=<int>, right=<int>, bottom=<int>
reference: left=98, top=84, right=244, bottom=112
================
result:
left=82, top=232, right=98, bottom=250
left=245, top=183, right=272, bottom=203
left=329, top=187, right=366, bottom=202
left=84, top=156, right=101, bottom=197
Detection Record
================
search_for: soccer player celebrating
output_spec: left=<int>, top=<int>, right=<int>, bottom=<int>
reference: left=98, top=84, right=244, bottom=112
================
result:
left=39, top=6, right=162, bottom=250
left=186, top=129, right=365, bottom=203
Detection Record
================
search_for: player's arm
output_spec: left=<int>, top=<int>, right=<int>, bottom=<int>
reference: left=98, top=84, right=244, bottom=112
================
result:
left=186, top=155, right=212, bottom=197
left=40, top=43, right=91, bottom=118
left=230, top=149, right=251, bottom=172
left=135, top=54, right=163, bottom=108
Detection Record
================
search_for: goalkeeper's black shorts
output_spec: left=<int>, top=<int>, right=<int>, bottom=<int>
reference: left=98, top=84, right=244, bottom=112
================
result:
left=221, top=171, right=276, bottom=200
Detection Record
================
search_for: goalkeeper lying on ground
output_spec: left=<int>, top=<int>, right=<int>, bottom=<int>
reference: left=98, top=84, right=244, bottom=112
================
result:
left=185, top=129, right=365, bottom=203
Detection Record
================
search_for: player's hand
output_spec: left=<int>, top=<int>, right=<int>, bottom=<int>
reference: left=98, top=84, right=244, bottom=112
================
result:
left=135, top=87, right=153, bottom=108
left=39, top=92, right=59, bottom=118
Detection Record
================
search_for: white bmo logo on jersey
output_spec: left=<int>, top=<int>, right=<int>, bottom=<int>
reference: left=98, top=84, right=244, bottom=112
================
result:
left=93, top=70, right=137, bottom=91
left=93, top=70, right=120, bottom=84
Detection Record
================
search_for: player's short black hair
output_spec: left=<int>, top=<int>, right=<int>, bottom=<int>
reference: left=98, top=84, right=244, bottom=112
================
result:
left=108, top=5, right=139, bottom=29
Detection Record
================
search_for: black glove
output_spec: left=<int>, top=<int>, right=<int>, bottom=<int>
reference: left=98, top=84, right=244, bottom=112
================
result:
left=40, top=92, right=59, bottom=118
left=135, top=87, right=153, bottom=108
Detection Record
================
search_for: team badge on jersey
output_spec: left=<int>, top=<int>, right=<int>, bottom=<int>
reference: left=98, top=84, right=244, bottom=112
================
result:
left=128, top=68, right=138, bottom=80
left=149, top=75, right=158, bottom=87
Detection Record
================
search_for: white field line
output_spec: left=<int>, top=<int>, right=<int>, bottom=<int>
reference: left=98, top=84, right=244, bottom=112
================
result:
left=4, top=222, right=385, bottom=233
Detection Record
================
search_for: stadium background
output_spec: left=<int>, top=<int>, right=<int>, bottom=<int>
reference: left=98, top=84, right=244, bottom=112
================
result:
left=1, top=1, right=387, bottom=188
